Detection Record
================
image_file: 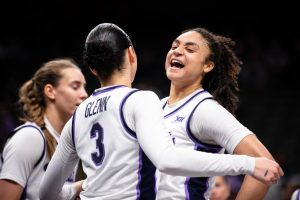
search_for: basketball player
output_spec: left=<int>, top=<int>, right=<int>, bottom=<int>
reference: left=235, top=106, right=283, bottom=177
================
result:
left=155, top=27, right=283, bottom=200
left=39, top=23, right=283, bottom=200
left=0, top=58, right=87, bottom=199
left=210, top=176, right=231, bottom=200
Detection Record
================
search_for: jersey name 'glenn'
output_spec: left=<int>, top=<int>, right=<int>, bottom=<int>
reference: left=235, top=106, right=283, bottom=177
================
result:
left=85, top=96, right=111, bottom=118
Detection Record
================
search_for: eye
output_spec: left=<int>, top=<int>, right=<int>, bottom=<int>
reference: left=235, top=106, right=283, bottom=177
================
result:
left=170, top=41, right=179, bottom=50
left=71, top=82, right=80, bottom=90
left=171, top=44, right=178, bottom=50
left=186, top=48, right=195, bottom=53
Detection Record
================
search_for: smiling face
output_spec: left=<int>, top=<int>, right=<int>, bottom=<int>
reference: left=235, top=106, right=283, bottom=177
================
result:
left=165, top=30, right=214, bottom=89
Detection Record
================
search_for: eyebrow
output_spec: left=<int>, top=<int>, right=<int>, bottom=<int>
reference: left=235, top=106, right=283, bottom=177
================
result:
left=70, top=80, right=86, bottom=86
left=173, top=39, right=199, bottom=48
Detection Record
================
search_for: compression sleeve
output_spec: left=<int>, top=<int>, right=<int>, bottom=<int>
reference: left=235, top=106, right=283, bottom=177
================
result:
left=125, top=91, right=255, bottom=177
left=39, top=118, right=79, bottom=200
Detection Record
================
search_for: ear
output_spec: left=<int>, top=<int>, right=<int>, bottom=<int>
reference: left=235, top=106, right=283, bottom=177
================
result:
left=203, top=61, right=214, bottom=73
left=128, top=46, right=137, bottom=65
left=44, top=84, right=56, bottom=100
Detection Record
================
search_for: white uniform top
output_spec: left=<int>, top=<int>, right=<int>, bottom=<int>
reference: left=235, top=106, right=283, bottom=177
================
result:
left=0, top=117, right=77, bottom=200
left=156, top=89, right=253, bottom=200
left=291, top=189, right=300, bottom=200
left=40, top=85, right=255, bottom=200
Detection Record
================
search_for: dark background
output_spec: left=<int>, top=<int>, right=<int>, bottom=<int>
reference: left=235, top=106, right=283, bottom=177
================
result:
left=0, top=0, right=299, bottom=191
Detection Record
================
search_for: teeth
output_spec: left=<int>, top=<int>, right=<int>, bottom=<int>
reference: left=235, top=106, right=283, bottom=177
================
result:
left=171, top=60, right=182, bottom=65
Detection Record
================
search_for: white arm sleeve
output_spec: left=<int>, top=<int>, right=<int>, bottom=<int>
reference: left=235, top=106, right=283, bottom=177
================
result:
left=191, top=100, right=254, bottom=154
left=125, top=91, right=255, bottom=177
left=39, top=118, right=79, bottom=200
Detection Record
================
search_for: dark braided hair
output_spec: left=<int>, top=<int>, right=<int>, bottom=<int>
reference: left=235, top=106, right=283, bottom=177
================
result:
left=182, top=27, right=242, bottom=115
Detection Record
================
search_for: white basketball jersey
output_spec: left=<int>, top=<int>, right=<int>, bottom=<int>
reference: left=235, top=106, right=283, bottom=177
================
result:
left=0, top=120, right=77, bottom=200
left=72, top=85, right=156, bottom=199
left=0, top=122, right=47, bottom=200
left=157, top=89, right=224, bottom=200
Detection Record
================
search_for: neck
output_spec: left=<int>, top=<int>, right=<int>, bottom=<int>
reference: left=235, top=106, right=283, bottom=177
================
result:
left=168, top=82, right=202, bottom=104
left=45, top=107, right=69, bottom=134
left=100, top=69, right=132, bottom=88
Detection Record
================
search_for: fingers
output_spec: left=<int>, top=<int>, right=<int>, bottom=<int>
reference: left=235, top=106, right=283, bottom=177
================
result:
left=253, top=157, right=284, bottom=186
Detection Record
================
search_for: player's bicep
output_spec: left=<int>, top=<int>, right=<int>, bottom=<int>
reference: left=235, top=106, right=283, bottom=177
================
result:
left=0, top=179, right=23, bottom=200
left=233, top=134, right=275, bottom=160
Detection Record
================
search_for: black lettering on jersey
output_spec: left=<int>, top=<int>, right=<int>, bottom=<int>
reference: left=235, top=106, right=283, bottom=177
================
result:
left=85, top=96, right=111, bottom=117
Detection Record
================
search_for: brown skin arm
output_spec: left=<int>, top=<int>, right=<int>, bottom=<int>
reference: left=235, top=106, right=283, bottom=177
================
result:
left=233, top=134, right=275, bottom=200
left=0, top=179, right=23, bottom=200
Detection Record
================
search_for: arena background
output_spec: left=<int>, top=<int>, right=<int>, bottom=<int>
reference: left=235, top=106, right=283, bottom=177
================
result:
left=0, top=1, right=299, bottom=198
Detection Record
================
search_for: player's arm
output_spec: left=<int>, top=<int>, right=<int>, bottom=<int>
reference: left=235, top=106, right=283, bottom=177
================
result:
left=0, top=179, right=23, bottom=200
left=130, top=91, right=282, bottom=183
left=193, top=101, right=283, bottom=187
left=0, top=127, right=45, bottom=199
left=234, top=134, right=282, bottom=200
left=39, top=118, right=80, bottom=200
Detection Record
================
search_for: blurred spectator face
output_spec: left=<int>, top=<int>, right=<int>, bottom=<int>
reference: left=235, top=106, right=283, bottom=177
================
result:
left=210, top=176, right=231, bottom=200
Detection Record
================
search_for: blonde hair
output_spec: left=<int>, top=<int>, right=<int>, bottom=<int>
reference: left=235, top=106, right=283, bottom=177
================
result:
left=18, top=58, right=80, bottom=158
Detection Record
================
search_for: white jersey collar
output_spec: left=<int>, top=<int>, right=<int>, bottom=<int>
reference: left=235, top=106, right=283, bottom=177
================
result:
left=44, top=115, right=60, bottom=143
left=167, top=88, right=204, bottom=108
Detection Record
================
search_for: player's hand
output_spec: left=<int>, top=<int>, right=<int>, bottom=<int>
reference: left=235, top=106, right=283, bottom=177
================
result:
left=73, top=180, right=84, bottom=199
left=252, top=157, right=284, bottom=186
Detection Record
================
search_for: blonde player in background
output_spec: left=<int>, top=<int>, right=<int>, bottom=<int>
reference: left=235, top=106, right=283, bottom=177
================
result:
left=0, top=58, right=87, bottom=199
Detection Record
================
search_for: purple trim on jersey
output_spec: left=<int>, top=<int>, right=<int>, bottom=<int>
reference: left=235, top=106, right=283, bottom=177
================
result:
left=119, top=89, right=139, bottom=139
left=185, top=176, right=209, bottom=200
left=92, top=85, right=126, bottom=96
left=184, top=97, right=222, bottom=199
left=136, top=147, right=156, bottom=200
left=163, top=90, right=208, bottom=119
left=297, top=189, right=300, bottom=200
left=186, top=97, right=222, bottom=152
left=136, top=148, right=142, bottom=199
left=20, top=184, right=27, bottom=200
left=71, top=109, right=77, bottom=148
left=13, top=125, right=46, bottom=168
left=185, top=177, right=191, bottom=200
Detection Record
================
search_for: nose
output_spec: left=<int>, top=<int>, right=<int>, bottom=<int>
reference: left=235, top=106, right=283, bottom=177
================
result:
left=173, top=46, right=183, bottom=56
left=80, top=88, right=88, bottom=100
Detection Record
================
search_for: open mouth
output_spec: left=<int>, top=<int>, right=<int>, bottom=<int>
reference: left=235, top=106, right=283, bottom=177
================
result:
left=171, top=60, right=184, bottom=68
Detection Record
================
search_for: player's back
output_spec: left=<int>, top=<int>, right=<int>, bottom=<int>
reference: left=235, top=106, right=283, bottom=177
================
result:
left=72, top=85, right=155, bottom=199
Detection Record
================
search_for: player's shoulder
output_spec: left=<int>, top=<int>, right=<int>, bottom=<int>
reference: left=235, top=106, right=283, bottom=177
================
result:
left=4, top=122, right=45, bottom=154
left=13, top=122, right=44, bottom=139
left=131, top=89, right=160, bottom=101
